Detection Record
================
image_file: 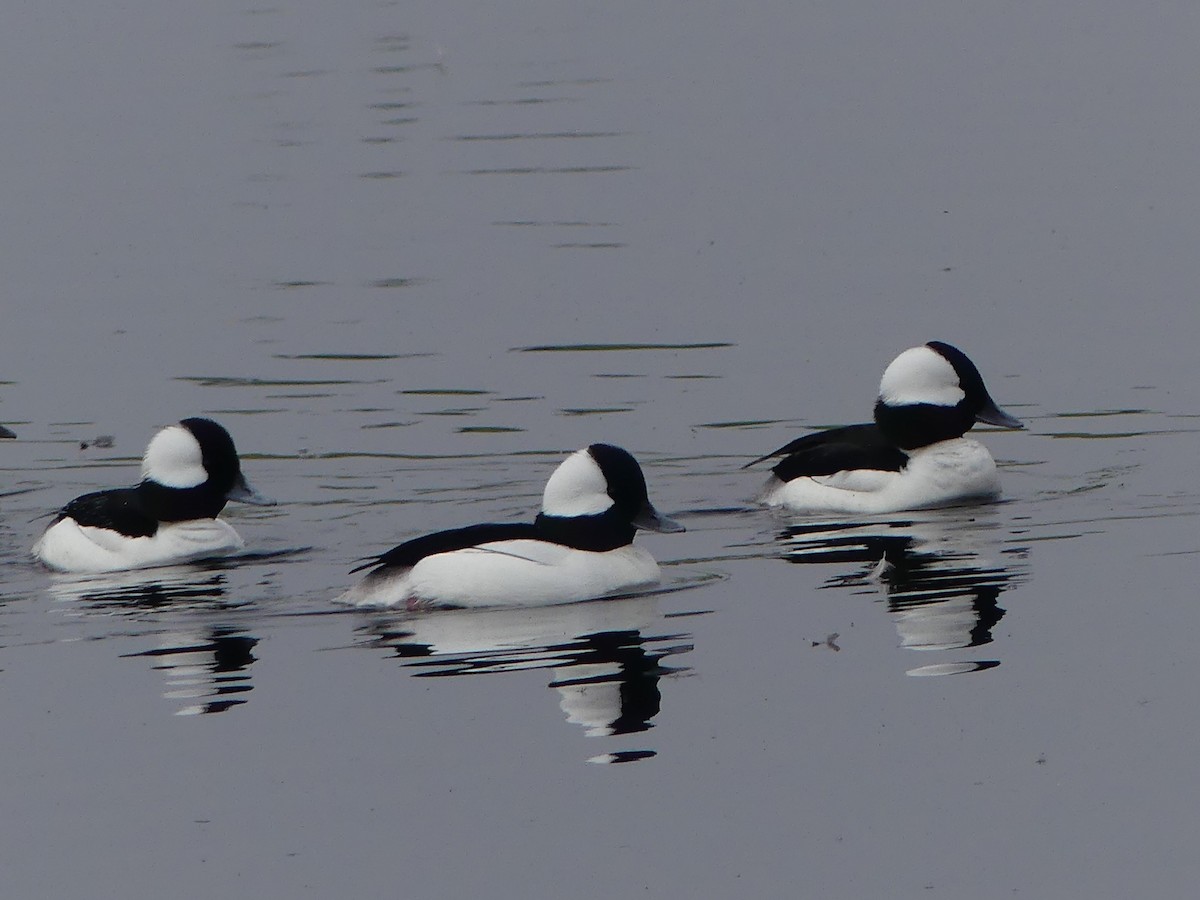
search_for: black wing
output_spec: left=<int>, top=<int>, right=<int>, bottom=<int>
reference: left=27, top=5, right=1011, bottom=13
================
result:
left=59, top=487, right=159, bottom=537
left=744, top=423, right=908, bottom=482
left=350, top=522, right=540, bottom=574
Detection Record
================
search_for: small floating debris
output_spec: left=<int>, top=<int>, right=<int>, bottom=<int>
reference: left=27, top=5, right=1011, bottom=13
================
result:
left=810, top=633, right=840, bottom=652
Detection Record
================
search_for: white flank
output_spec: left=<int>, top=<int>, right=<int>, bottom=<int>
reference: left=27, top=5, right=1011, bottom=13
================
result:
left=33, top=518, right=244, bottom=573
left=337, top=540, right=661, bottom=608
left=761, top=438, right=1001, bottom=514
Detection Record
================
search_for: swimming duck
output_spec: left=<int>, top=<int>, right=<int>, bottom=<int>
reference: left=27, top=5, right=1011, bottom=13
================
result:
left=33, top=417, right=273, bottom=573
left=339, top=443, right=683, bottom=608
left=746, top=341, right=1022, bottom=513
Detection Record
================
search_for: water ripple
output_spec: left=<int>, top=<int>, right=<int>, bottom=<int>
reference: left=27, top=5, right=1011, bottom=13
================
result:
left=450, top=131, right=625, bottom=142
left=514, top=342, right=735, bottom=353
left=461, top=165, right=634, bottom=176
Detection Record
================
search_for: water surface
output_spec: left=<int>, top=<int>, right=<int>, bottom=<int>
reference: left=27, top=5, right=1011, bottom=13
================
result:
left=4, top=1, right=1200, bottom=897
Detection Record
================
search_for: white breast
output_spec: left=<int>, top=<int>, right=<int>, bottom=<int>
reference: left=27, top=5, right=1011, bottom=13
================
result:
left=761, top=438, right=1002, bottom=514
left=339, top=540, right=662, bottom=608
left=33, top=518, right=245, bottom=573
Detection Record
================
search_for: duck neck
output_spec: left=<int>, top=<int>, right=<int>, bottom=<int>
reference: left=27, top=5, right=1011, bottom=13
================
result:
left=534, top=510, right=636, bottom=551
left=136, top=480, right=228, bottom=522
left=873, top=399, right=974, bottom=450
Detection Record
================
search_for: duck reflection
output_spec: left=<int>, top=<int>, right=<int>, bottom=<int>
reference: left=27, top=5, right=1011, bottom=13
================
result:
left=44, top=568, right=260, bottom=714
left=121, top=626, right=258, bottom=716
left=356, top=594, right=696, bottom=762
left=42, top=558, right=243, bottom=603
left=777, top=507, right=1027, bottom=674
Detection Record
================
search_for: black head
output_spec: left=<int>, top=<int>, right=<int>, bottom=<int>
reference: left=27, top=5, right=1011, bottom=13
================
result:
left=180, top=417, right=241, bottom=495
left=586, top=443, right=683, bottom=534
left=874, top=342, right=1021, bottom=450
left=137, top=417, right=271, bottom=521
left=534, top=443, right=683, bottom=550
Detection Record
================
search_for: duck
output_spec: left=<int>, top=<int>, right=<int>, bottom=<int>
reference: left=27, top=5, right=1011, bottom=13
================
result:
left=338, top=443, right=683, bottom=609
left=33, top=417, right=273, bottom=573
left=0, top=423, right=14, bottom=439
left=745, top=341, right=1023, bottom=513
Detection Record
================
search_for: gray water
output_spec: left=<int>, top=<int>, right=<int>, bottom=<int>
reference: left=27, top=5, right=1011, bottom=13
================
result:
left=3, top=1, right=1200, bottom=897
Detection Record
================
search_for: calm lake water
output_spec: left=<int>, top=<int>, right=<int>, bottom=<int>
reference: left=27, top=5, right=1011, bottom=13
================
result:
left=4, top=2, right=1200, bottom=897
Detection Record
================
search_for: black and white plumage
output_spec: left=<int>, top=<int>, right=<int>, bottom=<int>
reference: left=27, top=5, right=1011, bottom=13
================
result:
left=747, top=341, right=1023, bottom=513
left=33, top=417, right=273, bottom=573
left=339, top=443, right=684, bottom=609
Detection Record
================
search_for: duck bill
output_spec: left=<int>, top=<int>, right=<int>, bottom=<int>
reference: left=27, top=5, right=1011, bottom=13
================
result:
left=633, top=504, right=685, bottom=534
left=227, top=474, right=276, bottom=506
left=976, top=398, right=1023, bottom=429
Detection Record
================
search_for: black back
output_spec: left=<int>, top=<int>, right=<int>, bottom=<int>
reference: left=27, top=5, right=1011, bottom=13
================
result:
left=745, top=423, right=908, bottom=483
left=58, top=488, right=160, bottom=537
left=353, top=511, right=643, bottom=578
left=56, top=477, right=238, bottom=534
left=352, top=523, right=541, bottom=574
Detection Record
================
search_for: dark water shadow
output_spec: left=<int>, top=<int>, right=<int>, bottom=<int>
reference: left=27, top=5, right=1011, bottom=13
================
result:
left=351, top=593, right=705, bottom=764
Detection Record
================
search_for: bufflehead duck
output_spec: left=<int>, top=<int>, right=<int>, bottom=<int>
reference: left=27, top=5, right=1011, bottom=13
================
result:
left=33, top=417, right=274, bottom=573
left=746, top=341, right=1023, bottom=513
left=338, top=443, right=684, bottom=609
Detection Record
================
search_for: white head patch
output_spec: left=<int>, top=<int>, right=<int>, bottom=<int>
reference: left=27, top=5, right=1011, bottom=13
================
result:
left=878, top=345, right=965, bottom=408
left=141, top=424, right=208, bottom=488
left=541, top=448, right=614, bottom=517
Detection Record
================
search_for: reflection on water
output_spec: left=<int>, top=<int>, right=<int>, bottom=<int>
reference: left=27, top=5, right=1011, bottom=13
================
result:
left=43, top=567, right=234, bottom=608
left=44, top=567, right=260, bottom=715
left=354, top=594, right=698, bottom=763
left=777, top=507, right=1028, bottom=676
left=122, top=627, right=258, bottom=716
